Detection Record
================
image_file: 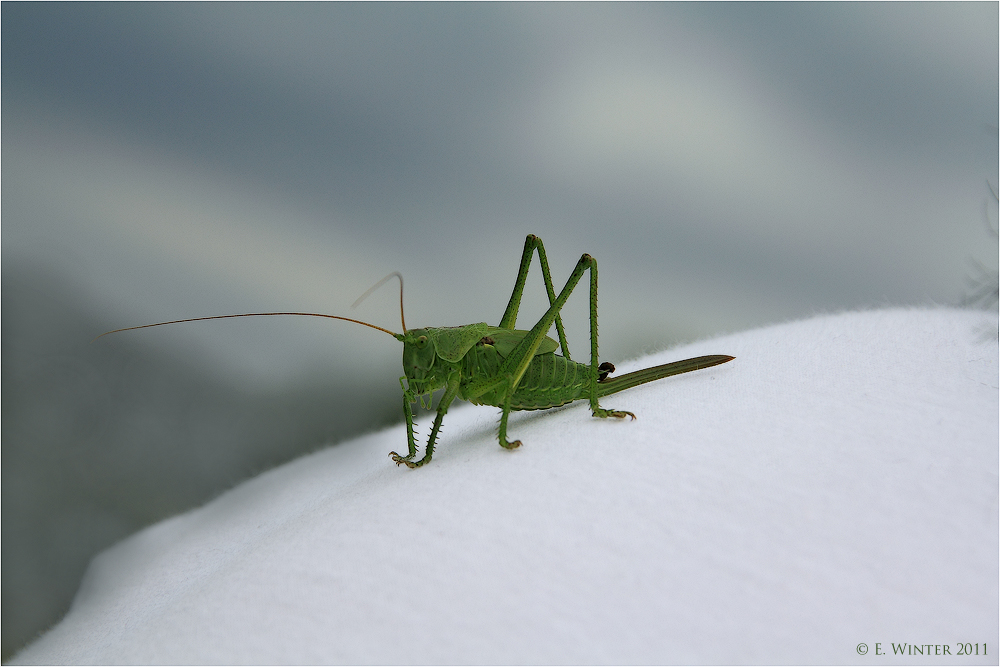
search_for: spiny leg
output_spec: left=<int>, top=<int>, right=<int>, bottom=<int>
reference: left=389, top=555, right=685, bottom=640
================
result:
left=474, top=250, right=636, bottom=450
left=584, top=253, right=634, bottom=421
left=498, top=234, right=572, bottom=359
left=388, top=378, right=419, bottom=462
left=488, top=253, right=629, bottom=448
left=391, top=371, right=460, bottom=468
left=497, top=391, right=521, bottom=450
left=392, top=409, right=446, bottom=469
left=501, top=249, right=634, bottom=420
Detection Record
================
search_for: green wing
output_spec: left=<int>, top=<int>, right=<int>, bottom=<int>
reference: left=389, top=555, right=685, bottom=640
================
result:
left=485, top=327, right=558, bottom=358
left=428, top=324, right=559, bottom=363
left=430, top=323, right=494, bottom=362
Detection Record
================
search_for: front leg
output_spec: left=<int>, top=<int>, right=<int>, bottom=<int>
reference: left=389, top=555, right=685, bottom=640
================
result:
left=388, top=378, right=419, bottom=462
left=391, top=370, right=461, bottom=468
left=392, top=409, right=445, bottom=468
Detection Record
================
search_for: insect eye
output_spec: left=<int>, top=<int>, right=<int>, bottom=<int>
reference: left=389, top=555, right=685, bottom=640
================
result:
left=416, top=335, right=428, bottom=348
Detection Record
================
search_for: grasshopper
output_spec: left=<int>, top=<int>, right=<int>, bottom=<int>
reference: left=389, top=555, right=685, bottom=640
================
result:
left=98, top=234, right=733, bottom=468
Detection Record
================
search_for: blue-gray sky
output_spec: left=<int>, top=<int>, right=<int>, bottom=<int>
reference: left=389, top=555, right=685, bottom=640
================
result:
left=4, top=2, right=996, bottom=387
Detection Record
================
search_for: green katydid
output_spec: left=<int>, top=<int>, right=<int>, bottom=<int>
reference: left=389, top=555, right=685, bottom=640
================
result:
left=97, top=234, right=733, bottom=468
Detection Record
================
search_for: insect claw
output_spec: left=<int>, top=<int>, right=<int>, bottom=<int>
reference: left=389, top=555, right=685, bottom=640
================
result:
left=389, top=451, right=415, bottom=465
left=592, top=408, right=636, bottom=420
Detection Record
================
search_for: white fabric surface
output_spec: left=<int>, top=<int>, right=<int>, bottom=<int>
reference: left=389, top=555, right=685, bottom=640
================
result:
left=13, top=308, right=998, bottom=665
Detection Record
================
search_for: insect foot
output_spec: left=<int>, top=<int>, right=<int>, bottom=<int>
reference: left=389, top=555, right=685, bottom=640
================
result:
left=592, top=407, right=636, bottom=420
left=500, top=439, right=522, bottom=450
left=389, top=451, right=427, bottom=469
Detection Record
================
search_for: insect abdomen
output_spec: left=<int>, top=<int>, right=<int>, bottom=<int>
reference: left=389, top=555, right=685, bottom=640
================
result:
left=462, top=344, right=589, bottom=410
left=510, top=352, right=590, bottom=410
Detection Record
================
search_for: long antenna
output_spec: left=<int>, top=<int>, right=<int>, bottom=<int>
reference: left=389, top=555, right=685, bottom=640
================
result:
left=351, top=271, right=407, bottom=333
left=93, top=312, right=401, bottom=343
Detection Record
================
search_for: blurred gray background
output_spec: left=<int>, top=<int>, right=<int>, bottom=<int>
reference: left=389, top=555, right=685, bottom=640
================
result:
left=2, top=2, right=997, bottom=659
